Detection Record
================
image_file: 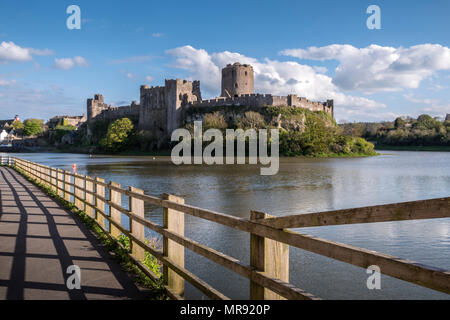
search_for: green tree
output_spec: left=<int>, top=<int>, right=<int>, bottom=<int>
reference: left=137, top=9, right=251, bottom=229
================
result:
left=12, top=120, right=24, bottom=132
left=414, top=114, right=437, bottom=130
left=394, top=117, right=406, bottom=129
left=23, top=119, right=44, bottom=136
left=100, top=117, right=134, bottom=152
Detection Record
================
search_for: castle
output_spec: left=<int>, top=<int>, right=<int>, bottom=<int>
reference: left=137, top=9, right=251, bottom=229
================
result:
left=87, top=62, right=334, bottom=143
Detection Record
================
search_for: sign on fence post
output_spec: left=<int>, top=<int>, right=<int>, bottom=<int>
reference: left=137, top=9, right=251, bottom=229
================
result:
left=109, top=181, right=122, bottom=239
left=95, top=177, right=105, bottom=228
left=250, top=211, right=289, bottom=300
left=129, top=186, right=145, bottom=261
left=162, top=193, right=185, bottom=297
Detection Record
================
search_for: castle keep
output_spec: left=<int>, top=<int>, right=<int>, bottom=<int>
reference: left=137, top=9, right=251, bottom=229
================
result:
left=87, top=62, right=334, bottom=143
left=221, top=63, right=254, bottom=97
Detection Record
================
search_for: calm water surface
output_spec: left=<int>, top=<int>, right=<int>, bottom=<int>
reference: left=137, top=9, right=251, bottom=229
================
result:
left=5, top=151, right=450, bottom=299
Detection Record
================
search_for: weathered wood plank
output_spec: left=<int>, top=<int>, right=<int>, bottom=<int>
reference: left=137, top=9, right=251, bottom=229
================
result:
left=255, top=197, right=450, bottom=229
left=85, top=176, right=94, bottom=218
left=95, top=177, right=106, bottom=228
left=163, top=193, right=185, bottom=297
left=160, top=200, right=450, bottom=294
left=74, top=174, right=85, bottom=211
left=129, top=186, right=145, bottom=261
left=121, top=207, right=318, bottom=300
left=250, top=211, right=289, bottom=300
left=64, top=171, right=71, bottom=202
left=109, top=181, right=122, bottom=239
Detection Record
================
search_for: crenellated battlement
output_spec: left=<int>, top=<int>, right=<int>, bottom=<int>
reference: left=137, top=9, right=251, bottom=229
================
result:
left=87, top=94, right=140, bottom=122
left=191, top=93, right=333, bottom=117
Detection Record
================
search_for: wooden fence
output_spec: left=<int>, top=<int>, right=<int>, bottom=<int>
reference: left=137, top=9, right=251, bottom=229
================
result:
left=3, top=155, right=450, bottom=299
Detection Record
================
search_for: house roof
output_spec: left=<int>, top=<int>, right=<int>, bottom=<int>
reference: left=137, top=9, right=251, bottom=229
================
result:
left=0, top=120, right=14, bottom=129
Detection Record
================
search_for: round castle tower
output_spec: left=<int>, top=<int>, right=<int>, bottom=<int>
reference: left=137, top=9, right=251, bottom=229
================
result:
left=221, top=62, right=254, bottom=98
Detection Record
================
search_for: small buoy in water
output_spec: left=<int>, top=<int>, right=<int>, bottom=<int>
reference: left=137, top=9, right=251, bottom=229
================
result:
left=72, top=163, right=77, bottom=173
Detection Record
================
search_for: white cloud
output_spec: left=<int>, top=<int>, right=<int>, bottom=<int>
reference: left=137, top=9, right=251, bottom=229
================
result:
left=0, top=82, right=81, bottom=120
left=126, top=72, right=134, bottom=79
left=281, top=44, right=450, bottom=93
left=0, top=41, right=32, bottom=62
left=73, top=56, right=88, bottom=67
left=54, top=58, right=75, bottom=70
left=0, top=41, right=53, bottom=63
left=28, top=48, right=53, bottom=56
left=404, top=94, right=450, bottom=117
left=0, top=79, right=16, bottom=86
left=166, top=45, right=385, bottom=121
left=152, top=33, right=164, bottom=38
left=166, top=46, right=221, bottom=93
left=145, top=76, right=154, bottom=82
left=54, top=56, right=88, bottom=70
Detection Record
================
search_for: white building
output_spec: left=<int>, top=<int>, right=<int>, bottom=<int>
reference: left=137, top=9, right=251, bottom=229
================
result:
left=0, top=130, right=8, bottom=142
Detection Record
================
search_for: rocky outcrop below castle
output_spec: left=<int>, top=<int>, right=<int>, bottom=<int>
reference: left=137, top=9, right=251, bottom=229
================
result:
left=183, top=104, right=374, bottom=157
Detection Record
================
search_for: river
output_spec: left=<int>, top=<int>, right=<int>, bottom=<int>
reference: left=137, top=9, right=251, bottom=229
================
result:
left=4, top=151, right=450, bottom=300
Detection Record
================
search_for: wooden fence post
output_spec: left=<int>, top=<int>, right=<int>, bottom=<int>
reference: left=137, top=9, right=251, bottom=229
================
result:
left=250, top=211, right=289, bottom=300
left=162, top=193, right=185, bottom=296
left=109, top=181, right=122, bottom=238
left=56, top=169, right=63, bottom=197
left=74, top=174, right=85, bottom=211
left=95, top=177, right=106, bottom=228
left=130, top=186, right=145, bottom=261
left=49, top=167, right=54, bottom=191
left=85, top=176, right=94, bottom=218
left=46, top=166, right=51, bottom=188
left=64, top=171, right=72, bottom=202
left=33, top=163, right=37, bottom=180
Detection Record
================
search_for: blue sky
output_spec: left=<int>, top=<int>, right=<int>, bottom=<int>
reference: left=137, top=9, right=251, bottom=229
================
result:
left=0, top=0, right=449, bottom=122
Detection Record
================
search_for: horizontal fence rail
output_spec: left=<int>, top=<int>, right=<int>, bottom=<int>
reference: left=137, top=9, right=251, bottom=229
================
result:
left=3, top=155, right=450, bottom=299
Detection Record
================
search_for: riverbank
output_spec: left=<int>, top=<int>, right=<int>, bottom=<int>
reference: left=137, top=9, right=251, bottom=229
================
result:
left=375, top=144, right=450, bottom=152
left=7, top=147, right=379, bottom=159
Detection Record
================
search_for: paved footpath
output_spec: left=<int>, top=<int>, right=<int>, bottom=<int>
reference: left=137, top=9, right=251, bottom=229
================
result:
left=0, top=166, right=146, bottom=300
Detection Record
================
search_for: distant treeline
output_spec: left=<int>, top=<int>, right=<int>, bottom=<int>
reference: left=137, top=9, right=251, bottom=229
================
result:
left=341, top=114, right=450, bottom=148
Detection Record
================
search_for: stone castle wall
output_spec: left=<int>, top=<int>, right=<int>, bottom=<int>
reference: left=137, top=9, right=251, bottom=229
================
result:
left=192, top=93, right=334, bottom=117
left=137, top=79, right=200, bottom=144
left=87, top=93, right=140, bottom=122
left=93, top=103, right=140, bottom=121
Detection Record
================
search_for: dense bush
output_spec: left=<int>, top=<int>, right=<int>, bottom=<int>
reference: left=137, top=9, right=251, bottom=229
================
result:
left=187, top=105, right=375, bottom=157
left=100, top=117, right=134, bottom=152
left=236, top=111, right=266, bottom=129
left=203, top=112, right=228, bottom=130
left=23, top=119, right=44, bottom=137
